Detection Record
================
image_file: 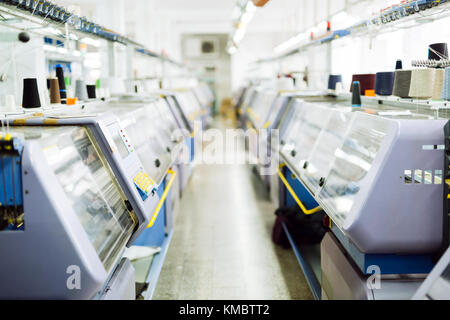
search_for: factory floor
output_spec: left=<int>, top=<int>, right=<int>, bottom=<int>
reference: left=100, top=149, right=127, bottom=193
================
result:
left=153, top=118, right=314, bottom=300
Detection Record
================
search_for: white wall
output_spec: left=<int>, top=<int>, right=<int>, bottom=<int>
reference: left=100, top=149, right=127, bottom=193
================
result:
left=242, top=0, right=450, bottom=91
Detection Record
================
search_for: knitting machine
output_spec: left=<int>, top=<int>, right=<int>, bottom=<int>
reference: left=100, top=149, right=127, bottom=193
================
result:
left=93, top=84, right=196, bottom=198
left=237, top=86, right=258, bottom=129
left=277, top=99, right=449, bottom=299
left=413, top=247, right=450, bottom=300
left=172, top=89, right=209, bottom=130
left=0, top=98, right=188, bottom=299
left=280, top=101, right=446, bottom=254
left=0, top=124, right=141, bottom=299
left=245, top=88, right=278, bottom=130
left=192, top=83, right=215, bottom=119
left=155, top=90, right=202, bottom=193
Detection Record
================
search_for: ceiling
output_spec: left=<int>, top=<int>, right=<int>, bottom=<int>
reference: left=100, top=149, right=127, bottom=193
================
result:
left=54, top=0, right=302, bottom=34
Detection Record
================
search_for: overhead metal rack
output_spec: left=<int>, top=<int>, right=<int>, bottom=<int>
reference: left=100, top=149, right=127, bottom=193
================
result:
left=0, top=0, right=185, bottom=68
left=253, top=0, right=450, bottom=65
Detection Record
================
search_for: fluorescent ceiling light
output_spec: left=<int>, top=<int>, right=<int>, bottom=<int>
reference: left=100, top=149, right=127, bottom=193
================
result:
left=241, top=11, right=255, bottom=24
left=245, top=1, right=256, bottom=13
left=81, top=37, right=101, bottom=48
left=227, top=0, right=258, bottom=55
left=331, top=11, right=360, bottom=30
left=227, top=46, right=237, bottom=55
left=273, top=32, right=309, bottom=54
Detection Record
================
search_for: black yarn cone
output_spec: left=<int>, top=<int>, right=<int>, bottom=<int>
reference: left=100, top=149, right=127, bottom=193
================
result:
left=429, top=43, right=448, bottom=61
left=328, top=74, right=342, bottom=90
left=22, top=78, right=41, bottom=109
left=86, top=85, right=97, bottom=99
left=395, top=60, right=403, bottom=70
left=352, top=82, right=362, bottom=107
left=56, top=66, right=67, bottom=104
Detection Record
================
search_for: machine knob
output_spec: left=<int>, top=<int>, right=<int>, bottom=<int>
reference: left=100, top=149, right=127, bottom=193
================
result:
left=319, top=177, right=326, bottom=187
left=155, top=159, right=161, bottom=168
left=291, top=150, right=297, bottom=157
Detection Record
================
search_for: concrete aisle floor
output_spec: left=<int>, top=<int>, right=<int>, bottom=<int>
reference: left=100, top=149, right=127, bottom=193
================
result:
left=153, top=120, right=314, bottom=300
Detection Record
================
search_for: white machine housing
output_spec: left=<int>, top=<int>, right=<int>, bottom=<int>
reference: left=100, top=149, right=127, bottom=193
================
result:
left=0, top=126, right=138, bottom=299
left=280, top=101, right=446, bottom=254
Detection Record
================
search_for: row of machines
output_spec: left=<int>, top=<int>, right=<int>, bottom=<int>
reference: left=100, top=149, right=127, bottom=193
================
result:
left=235, top=85, right=347, bottom=194
left=233, top=83, right=450, bottom=299
left=0, top=85, right=208, bottom=299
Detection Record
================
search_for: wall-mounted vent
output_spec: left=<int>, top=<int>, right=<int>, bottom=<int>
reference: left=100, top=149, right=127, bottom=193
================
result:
left=185, top=37, right=219, bottom=58
left=201, top=41, right=215, bottom=54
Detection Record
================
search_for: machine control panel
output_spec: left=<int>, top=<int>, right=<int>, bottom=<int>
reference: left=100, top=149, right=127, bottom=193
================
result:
left=99, top=119, right=156, bottom=202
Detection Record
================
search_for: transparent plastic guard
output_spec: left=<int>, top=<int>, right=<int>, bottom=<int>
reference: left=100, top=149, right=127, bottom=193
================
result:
left=36, top=126, right=136, bottom=271
left=319, top=114, right=391, bottom=225
left=304, top=110, right=355, bottom=194
left=266, top=96, right=289, bottom=130
left=280, top=104, right=331, bottom=175
left=176, top=92, right=201, bottom=121
left=250, top=90, right=277, bottom=129
left=154, top=99, right=180, bottom=141
left=242, top=87, right=257, bottom=109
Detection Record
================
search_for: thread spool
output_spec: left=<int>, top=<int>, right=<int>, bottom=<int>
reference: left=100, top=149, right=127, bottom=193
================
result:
left=395, top=60, right=403, bottom=70
left=86, top=85, right=97, bottom=99
left=409, top=69, right=436, bottom=99
left=352, top=81, right=362, bottom=107
left=441, top=68, right=450, bottom=101
left=49, top=78, right=61, bottom=104
left=429, top=43, right=448, bottom=61
left=433, top=69, right=445, bottom=100
left=75, top=80, right=88, bottom=101
left=104, top=77, right=126, bottom=95
left=97, top=88, right=105, bottom=99
left=104, top=88, right=111, bottom=99
left=328, top=74, right=343, bottom=90
left=55, top=66, right=67, bottom=104
left=375, top=72, right=396, bottom=96
left=22, top=78, right=41, bottom=109
left=393, top=70, right=412, bottom=98
left=5, top=95, right=16, bottom=112
left=350, top=74, right=376, bottom=96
